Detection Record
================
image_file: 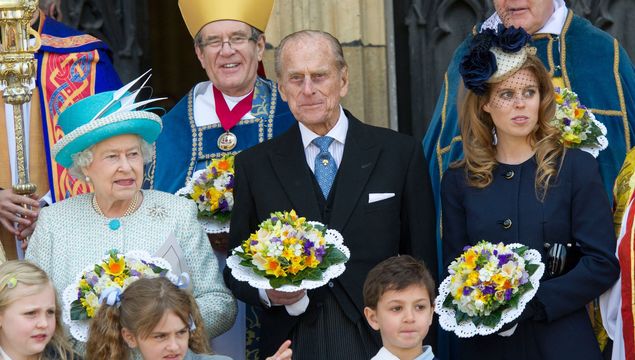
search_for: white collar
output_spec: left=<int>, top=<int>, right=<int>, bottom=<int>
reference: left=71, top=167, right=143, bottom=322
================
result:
left=0, top=347, right=14, bottom=360
left=371, top=346, right=435, bottom=360
left=298, top=106, right=348, bottom=149
left=481, top=0, right=567, bottom=35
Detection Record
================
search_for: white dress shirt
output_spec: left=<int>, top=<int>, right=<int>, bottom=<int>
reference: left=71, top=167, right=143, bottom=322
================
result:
left=298, top=106, right=348, bottom=172
left=371, top=345, right=435, bottom=360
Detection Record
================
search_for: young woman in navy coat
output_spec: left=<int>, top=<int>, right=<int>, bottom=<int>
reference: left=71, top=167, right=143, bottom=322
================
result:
left=441, top=26, right=619, bottom=360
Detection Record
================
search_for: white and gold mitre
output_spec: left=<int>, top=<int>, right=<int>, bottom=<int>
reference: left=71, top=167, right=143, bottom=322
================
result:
left=178, top=0, right=275, bottom=37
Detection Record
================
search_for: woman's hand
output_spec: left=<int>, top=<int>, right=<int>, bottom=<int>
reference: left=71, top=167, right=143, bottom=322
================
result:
left=266, top=340, right=292, bottom=360
left=0, top=189, right=39, bottom=235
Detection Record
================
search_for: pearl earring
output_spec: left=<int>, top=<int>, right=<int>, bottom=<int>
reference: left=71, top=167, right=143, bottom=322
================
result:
left=492, top=127, right=498, bottom=146
left=85, top=176, right=91, bottom=183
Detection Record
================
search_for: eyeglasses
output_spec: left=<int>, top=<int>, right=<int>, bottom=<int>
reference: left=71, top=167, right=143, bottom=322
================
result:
left=199, top=35, right=255, bottom=50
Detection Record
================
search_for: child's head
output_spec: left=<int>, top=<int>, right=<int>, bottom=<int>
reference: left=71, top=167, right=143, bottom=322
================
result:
left=86, top=277, right=210, bottom=360
left=363, top=255, right=436, bottom=358
left=0, top=260, right=73, bottom=360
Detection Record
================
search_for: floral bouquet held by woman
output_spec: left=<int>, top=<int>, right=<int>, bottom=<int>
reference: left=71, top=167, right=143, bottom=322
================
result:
left=226, top=210, right=349, bottom=291
left=63, top=249, right=177, bottom=342
left=551, top=87, right=608, bottom=157
left=435, top=241, right=544, bottom=337
left=176, top=155, right=235, bottom=234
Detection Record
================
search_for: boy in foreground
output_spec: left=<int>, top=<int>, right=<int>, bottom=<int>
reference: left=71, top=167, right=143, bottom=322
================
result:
left=363, top=255, right=437, bottom=360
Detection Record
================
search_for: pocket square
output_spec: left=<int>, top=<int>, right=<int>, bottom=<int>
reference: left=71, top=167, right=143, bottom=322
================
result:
left=368, top=192, right=395, bottom=203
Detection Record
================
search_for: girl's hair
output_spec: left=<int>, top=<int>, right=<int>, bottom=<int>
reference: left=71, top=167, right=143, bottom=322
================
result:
left=86, top=277, right=210, bottom=360
left=455, top=53, right=564, bottom=199
left=0, top=260, right=76, bottom=360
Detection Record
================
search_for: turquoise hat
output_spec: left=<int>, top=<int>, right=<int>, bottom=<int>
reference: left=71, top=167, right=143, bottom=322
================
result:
left=52, top=90, right=163, bottom=168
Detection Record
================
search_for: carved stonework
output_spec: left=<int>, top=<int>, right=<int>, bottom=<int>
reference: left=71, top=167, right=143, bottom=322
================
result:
left=397, top=0, right=635, bottom=139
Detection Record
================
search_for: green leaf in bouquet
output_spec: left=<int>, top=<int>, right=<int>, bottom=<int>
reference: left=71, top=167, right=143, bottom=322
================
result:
left=70, top=299, right=88, bottom=321
left=300, top=267, right=324, bottom=281
left=321, top=246, right=348, bottom=268
left=526, top=263, right=539, bottom=276
left=508, top=292, right=521, bottom=309
left=239, top=259, right=253, bottom=267
left=455, top=309, right=469, bottom=324
left=443, top=293, right=454, bottom=309
left=513, top=246, right=529, bottom=256
left=482, top=311, right=502, bottom=328
left=94, top=264, right=102, bottom=274
left=312, top=223, right=326, bottom=233
left=269, top=277, right=287, bottom=289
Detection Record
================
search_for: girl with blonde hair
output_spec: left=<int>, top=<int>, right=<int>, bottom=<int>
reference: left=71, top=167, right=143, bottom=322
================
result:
left=0, top=260, right=78, bottom=360
left=86, top=277, right=292, bottom=360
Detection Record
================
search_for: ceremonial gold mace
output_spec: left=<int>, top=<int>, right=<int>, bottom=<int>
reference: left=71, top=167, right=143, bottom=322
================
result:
left=0, top=0, right=40, bottom=198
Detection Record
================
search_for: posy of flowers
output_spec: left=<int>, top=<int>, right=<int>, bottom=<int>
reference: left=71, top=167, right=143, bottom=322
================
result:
left=231, top=210, right=348, bottom=289
left=183, top=155, right=234, bottom=222
left=436, top=241, right=544, bottom=336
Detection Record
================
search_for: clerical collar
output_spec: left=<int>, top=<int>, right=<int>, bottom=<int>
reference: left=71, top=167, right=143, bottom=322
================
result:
left=299, top=106, right=348, bottom=149
left=481, top=0, right=567, bottom=35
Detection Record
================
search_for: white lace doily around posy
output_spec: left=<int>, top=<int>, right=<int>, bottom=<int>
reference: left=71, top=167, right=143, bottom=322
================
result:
left=579, top=115, right=608, bottom=158
left=226, top=223, right=349, bottom=293
left=434, top=243, right=545, bottom=338
left=62, top=250, right=175, bottom=342
left=175, top=171, right=230, bottom=234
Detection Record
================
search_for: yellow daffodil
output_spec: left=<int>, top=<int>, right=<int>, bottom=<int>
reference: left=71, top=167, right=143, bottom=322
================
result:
left=102, top=256, right=125, bottom=276
left=563, top=133, right=581, bottom=144
left=305, top=255, right=320, bottom=268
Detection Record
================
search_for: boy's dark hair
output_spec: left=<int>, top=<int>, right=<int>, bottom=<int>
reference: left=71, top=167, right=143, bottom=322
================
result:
left=363, top=255, right=436, bottom=309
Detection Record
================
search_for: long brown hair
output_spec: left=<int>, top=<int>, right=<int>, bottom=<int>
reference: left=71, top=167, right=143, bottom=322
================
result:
left=86, top=277, right=210, bottom=359
left=455, top=53, right=564, bottom=199
left=0, top=260, right=77, bottom=360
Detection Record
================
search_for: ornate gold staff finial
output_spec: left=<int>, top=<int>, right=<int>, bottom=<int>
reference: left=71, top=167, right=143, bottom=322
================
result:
left=0, top=0, right=41, bottom=196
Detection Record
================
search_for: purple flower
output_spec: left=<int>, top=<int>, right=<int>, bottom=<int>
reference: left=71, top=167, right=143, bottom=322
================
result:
left=86, top=274, right=99, bottom=286
left=198, top=194, right=206, bottom=202
left=504, top=288, right=513, bottom=301
left=315, top=246, right=326, bottom=261
left=271, top=237, right=281, bottom=244
left=250, top=240, right=258, bottom=246
left=563, top=118, right=571, bottom=126
left=482, top=285, right=496, bottom=295
left=520, top=271, right=529, bottom=285
left=304, top=240, right=315, bottom=255
left=497, top=253, right=513, bottom=267
left=227, top=174, right=234, bottom=189
left=130, top=270, right=141, bottom=277
left=218, top=199, right=229, bottom=211
left=463, top=287, right=473, bottom=296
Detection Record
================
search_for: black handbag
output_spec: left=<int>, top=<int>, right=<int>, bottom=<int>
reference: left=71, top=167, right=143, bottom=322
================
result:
left=544, top=242, right=582, bottom=278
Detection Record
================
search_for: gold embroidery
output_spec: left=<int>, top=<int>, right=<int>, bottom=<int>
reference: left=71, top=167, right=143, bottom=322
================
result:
left=560, top=10, right=573, bottom=88
left=613, top=39, right=630, bottom=151
left=436, top=73, right=450, bottom=179
left=590, top=109, right=624, bottom=116
left=546, top=36, right=555, bottom=77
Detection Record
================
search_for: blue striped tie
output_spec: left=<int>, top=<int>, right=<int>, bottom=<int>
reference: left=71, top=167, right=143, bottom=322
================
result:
left=312, top=136, right=337, bottom=198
